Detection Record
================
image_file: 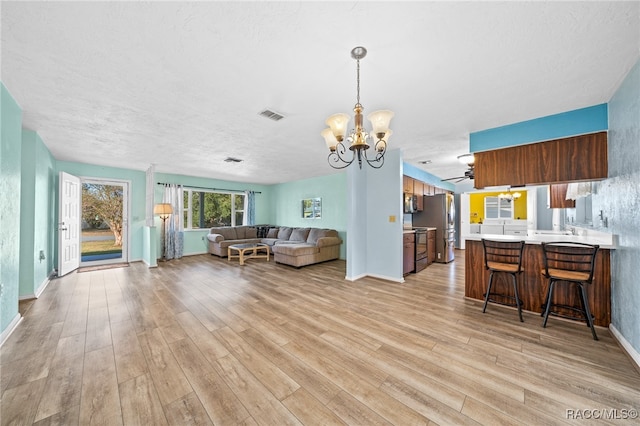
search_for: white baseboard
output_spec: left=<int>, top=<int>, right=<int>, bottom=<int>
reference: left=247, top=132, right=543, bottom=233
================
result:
left=609, top=324, right=640, bottom=371
left=345, top=273, right=405, bottom=283
left=0, top=313, right=22, bottom=348
left=18, top=272, right=54, bottom=300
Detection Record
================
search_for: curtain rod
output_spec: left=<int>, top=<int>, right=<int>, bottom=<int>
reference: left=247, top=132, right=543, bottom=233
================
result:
left=157, top=182, right=261, bottom=194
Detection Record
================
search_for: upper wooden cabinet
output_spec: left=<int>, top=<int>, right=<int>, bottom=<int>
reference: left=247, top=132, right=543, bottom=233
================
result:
left=474, top=132, right=608, bottom=189
left=403, top=175, right=414, bottom=193
left=549, top=183, right=576, bottom=208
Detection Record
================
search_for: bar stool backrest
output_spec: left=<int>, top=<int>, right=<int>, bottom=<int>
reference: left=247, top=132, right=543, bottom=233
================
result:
left=481, top=239, right=525, bottom=272
left=541, top=242, right=599, bottom=283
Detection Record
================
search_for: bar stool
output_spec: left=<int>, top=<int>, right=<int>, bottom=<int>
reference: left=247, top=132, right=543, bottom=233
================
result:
left=540, top=242, right=599, bottom=340
left=481, top=239, right=526, bottom=322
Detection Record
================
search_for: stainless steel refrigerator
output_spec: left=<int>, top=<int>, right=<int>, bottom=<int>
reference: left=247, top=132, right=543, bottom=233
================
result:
left=413, top=193, right=455, bottom=263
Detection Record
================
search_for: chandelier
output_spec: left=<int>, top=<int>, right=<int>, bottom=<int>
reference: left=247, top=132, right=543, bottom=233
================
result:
left=499, top=188, right=522, bottom=201
left=321, top=47, right=394, bottom=169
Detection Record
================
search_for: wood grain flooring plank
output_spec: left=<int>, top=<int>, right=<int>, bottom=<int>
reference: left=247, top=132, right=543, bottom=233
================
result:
left=79, top=346, right=121, bottom=425
left=174, top=311, right=230, bottom=361
left=34, top=334, right=85, bottom=422
left=0, top=377, right=47, bottom=426
left=110, top=319, right=148, bottom=384
left=240, top=327, right=342, bottom=406
left=118, top=373, right=167, bottom=426
left=215, top=326, right=300, bottom=400
left=163, top=392, right=213, bottom=426
left=168, top=337, right=250, bottom=425
left=281, top=388, right=347, bottom=426
left=214, top=353, right=302, bottom=426
left=326, top=390, right=393, bottom=426
left=137, top=328, right=192, bottom=406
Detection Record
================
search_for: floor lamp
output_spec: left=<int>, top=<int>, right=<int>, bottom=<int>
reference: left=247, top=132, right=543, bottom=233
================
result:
left=154, top=203, right=173, bottom=262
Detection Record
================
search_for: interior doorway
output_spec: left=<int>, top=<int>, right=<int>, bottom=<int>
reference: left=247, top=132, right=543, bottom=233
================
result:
left=80, top=179, right=129, bottom=267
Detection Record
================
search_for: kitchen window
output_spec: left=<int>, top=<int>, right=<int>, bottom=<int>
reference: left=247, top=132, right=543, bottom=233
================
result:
left=484, top=196, right=514, bottom=220
left=183, top=189, right=245, bottom=229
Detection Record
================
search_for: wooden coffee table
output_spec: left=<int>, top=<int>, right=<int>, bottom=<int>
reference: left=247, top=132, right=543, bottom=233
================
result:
left=227, top=243, right=270, bottom=265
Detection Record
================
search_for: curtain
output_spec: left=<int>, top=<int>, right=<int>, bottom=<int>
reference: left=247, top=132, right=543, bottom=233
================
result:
left=163, top=184, right=184, bottom=260
left=243, top=190, right=256, bottom=225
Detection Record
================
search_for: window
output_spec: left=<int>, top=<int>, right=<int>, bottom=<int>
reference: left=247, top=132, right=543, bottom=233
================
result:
left=484, top=196, right=514, bottom=220
left=183, top=189, right=245, bottom=229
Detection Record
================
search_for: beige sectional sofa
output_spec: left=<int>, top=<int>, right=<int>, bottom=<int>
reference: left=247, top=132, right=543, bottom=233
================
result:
left=207, top=225, right=342, bottom=267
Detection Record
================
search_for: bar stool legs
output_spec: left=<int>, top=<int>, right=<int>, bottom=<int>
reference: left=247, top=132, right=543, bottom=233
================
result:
left=541, top=279, right=598, bottom=341
left=482, top=270, right=524, bottom=322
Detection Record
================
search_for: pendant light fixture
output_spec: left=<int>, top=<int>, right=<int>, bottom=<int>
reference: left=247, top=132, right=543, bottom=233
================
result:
left=321, top=47, right=394, bottom=169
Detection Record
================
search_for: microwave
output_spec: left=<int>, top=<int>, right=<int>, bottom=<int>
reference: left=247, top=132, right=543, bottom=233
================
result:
left=404, top=194, right=418, bottom=213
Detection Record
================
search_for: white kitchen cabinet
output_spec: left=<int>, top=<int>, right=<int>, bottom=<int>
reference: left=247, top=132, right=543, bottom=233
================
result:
left=469, top=224, right=481, bottom=234
left=480, top=224, right=504, bottom=235
left=504, top=224, right=528, bottom=236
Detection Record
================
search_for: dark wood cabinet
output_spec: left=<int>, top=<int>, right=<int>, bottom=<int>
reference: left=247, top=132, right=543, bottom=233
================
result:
left=403, top=175, right=414, bottom=193
left=474, top=132, right=607, bottom=189
left=427, top=230, right=436, bottom=265
left=549, top=183, right=576, bottom=208
left=403, top=233, right=415, bottom=275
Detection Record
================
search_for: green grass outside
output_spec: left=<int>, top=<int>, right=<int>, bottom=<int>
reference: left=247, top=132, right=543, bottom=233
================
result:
left=81, top=229, right=122, bottom=255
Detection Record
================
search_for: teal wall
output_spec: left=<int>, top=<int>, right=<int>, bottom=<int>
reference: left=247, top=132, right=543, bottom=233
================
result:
left=599, top=58, right=640, bottom=355
left=469, top=103, right=608, bottom=152
left=19, top=130, right=56, bottom=297
left=155, top=172, right=273, bottom=256
left=56, top=161, right=147, bottom=262
left=1, top=84, right=23, bottom=334
left=346, top=149, right=404, bottom=282
left=270, top=172, right=347, bottom=259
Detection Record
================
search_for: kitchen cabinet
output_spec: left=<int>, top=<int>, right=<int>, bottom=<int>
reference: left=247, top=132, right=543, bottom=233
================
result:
left=414, top=182, right=424, bottom=211
left=503, top=224, right=528, bottom=236
left=403, top=175, right=414, bottom=193
left=474, top=132, right=607, bottom=189
left=427, top=229, right=436, bottom=265
left=549, top=183, right=576, bottom=208
left=403, top=232, right=415, bottom=275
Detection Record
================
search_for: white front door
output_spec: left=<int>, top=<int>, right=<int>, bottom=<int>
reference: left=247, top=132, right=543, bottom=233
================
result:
left=58, top=172, right=81, bottom=276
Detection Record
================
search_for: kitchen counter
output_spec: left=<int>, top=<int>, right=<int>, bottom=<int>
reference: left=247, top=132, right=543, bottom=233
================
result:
left=464, top=231, right=616, bottom=249
left=464, top=238, right=612, bottom=326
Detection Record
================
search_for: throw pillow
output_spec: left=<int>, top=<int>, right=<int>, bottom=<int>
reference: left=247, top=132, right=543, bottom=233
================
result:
left=267, top=227, right=279, bottom=238
left=290, top=228, right=310, bottom=242
left=277, top=227, right=293, bottom=240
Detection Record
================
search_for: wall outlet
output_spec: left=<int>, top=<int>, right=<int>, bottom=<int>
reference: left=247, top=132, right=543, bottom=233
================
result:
left=438, top=253, right=441, bottom=259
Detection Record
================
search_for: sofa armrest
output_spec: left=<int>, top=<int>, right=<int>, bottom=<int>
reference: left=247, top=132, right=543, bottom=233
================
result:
left=207, top=233, right=224, bottom=243
left=316, top=237, right=342, bottom=248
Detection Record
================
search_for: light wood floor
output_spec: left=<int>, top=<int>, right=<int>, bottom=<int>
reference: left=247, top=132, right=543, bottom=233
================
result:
left=2, top=252, right=639, bottom=425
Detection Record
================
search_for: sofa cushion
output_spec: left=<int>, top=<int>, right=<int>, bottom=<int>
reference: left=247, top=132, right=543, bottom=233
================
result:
left=272, top=243, right=318, bottom=256
left=289, top=228, right=310, bottom=242
left=266, top=227, right=279, bottom=238
left=235, top=226, right=246, bottom=239
left=215, top=227, right=237, bottom=240
left=277, top=227, right=293, bottom=240
left=306, top=228, right=336, bottom=244
left=245, top=227, right=258, bottom=238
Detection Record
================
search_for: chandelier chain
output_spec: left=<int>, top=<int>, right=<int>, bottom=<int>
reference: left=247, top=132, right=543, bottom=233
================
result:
left=356, top=59, right=361, bottom=106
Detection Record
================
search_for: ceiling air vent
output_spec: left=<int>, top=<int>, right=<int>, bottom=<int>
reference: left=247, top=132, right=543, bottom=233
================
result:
left=224, top=157, right=243, bottom=163
left=259, top=109, right=285, bottom=121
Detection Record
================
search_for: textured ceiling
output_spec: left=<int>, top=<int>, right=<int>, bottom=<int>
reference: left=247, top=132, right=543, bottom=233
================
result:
left=2, top=2, right=638, bottom=185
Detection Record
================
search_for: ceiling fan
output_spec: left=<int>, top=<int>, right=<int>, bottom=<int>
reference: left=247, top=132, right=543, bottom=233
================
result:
left=441, top=153, right=475, bottom=183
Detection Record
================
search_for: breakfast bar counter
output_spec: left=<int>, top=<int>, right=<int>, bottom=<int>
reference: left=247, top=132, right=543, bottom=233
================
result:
left=464, top=234, right=614, bottom=326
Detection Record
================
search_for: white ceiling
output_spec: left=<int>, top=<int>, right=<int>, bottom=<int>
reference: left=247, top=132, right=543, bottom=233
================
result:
left=2, top=1, right=638, bottom=185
